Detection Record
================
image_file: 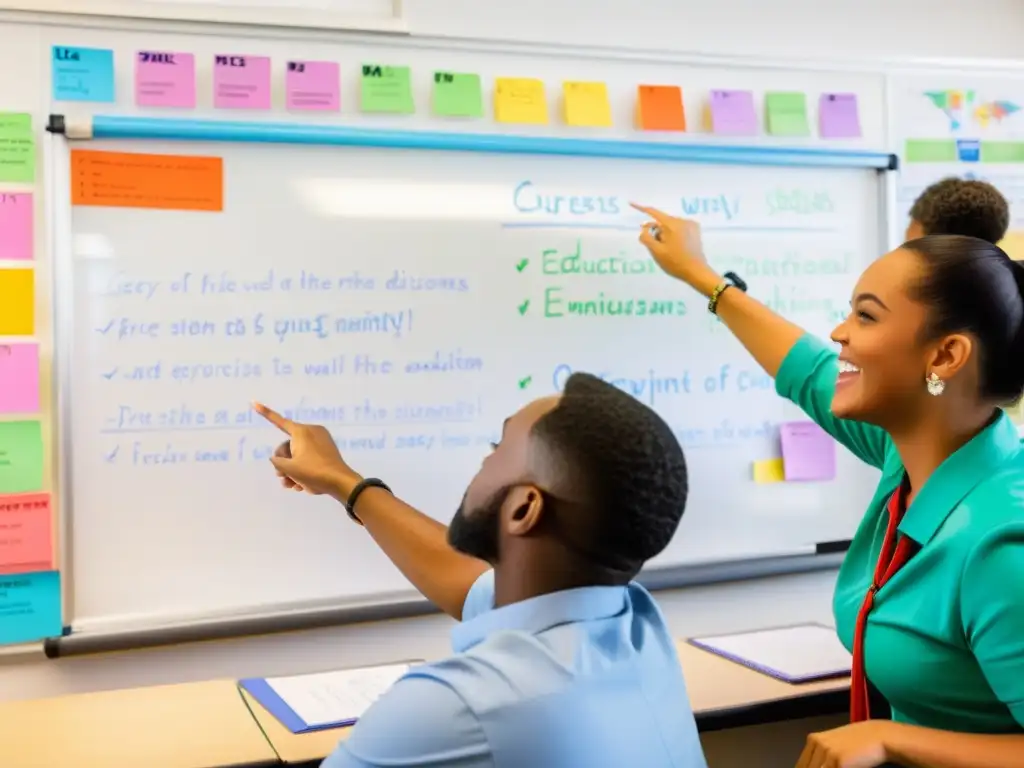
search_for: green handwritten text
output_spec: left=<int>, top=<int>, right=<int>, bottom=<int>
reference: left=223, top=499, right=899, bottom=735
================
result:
left=544, top=286, right=686, bottom=318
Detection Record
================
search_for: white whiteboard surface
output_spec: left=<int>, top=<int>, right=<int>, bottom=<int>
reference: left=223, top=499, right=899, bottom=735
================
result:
left=59, top=137, right=882, bottom=632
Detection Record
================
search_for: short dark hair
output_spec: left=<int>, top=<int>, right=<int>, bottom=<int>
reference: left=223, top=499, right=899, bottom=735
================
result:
left=906, top=234, right=1024, bottom=402
left=529, top=372, right=687, bottom=575
left=909, top=178, right=1009, bottom=244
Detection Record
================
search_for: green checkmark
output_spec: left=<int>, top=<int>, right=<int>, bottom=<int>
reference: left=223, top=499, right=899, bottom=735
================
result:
left=518, top=375, right=532, bottom=390
left=515, top=258, right=529, bottom=272
left=517, top=299, right=530, bottom=315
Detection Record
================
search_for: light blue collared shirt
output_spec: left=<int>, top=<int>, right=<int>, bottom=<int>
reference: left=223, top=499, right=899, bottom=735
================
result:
left=322, top=571, right=707, bottom=768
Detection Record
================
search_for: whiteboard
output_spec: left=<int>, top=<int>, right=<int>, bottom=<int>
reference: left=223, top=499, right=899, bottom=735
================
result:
left=58, top=133, right=883, bottom=632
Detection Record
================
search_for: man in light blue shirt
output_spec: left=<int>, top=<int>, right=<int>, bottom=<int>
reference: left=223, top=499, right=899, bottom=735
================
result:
left=255, top=372, right=707, bottom=767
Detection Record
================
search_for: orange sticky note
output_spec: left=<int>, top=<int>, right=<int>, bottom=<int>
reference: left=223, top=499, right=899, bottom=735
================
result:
left=0, top=269, right=34, bottom=335
left=636, top=85, right=685, bottom=131
left=563, top=81, right=612, bottom=127
left=753, top=458, right=785, bottom=484
left=998, top=231, right=1024, bottom=261
left=0, top=492, right=53, bottom=574
left=71, top=149, right=223, bottom=212
left=495, top=78, right=548, bottom=125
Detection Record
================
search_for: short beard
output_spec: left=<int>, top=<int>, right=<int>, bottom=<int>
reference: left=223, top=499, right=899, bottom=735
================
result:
left=447, top=486, right=507, bottom=564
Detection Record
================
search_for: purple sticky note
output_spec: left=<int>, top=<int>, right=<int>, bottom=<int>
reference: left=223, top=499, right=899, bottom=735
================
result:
left=779, top=421, right=836, bottom=481
left=0, top=343, right=40, bottom=414
left=135, top=51, right=196, bottom=108
left=213, top=54, right=271, bottom=110
left=819, top=93, right=861, bottom=138
left=709, top=90, right=758, bottom=136
left=285, top=60, right=340, bottom=111
left=0, top=193, right=33, bottom=261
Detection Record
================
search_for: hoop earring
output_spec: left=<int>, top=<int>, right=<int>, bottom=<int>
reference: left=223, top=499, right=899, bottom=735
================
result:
left=926, top=372, right=945, bottom=397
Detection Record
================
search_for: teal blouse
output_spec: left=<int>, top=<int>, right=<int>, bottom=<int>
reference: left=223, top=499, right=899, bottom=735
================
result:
left=775, top=334, right=1024, bottom=733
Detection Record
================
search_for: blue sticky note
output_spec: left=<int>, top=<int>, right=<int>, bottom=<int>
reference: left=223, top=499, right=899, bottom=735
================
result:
left=52, top=46, right=116, bottom=103
left=0, top=570, right=61, bottom=645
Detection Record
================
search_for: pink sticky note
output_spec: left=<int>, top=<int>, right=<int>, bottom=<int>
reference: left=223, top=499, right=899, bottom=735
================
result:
left=0, top=492, right=53, bottom=574
left=0, top=193, right=33, bottom=261
left=709, top=90, right=758, bottom=136
left=286, top=60, right=340, bottom=111
left=819, top=93, right=861, bottom=138
left=213, top=54, right=271, bottom=110
left=135, top=51, right=196, bottom=108
left=779, top=421, right=836, bottom=481
left=0, top=343, right=40, bottom=414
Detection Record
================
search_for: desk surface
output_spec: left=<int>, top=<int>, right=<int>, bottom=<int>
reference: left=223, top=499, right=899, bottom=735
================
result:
left=245, top=640, right=852, bottom=764
left=0, top=679, right=278, bottom=768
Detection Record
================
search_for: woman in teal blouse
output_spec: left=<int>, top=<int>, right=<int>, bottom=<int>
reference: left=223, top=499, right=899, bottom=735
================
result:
left=634, top=204, right=1024, bottom=768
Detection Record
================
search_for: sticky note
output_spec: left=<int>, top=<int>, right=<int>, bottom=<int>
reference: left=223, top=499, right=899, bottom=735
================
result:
left=819, top=93, right=861, bottom=138
left=0, top=128, right=34, bottom=184
left=0, top=269, right=33, bottom=335
left=904, top=139, right=957, bottom=163
left=981, top=141, right=1024, bottom=163
left=765, top=92, right=810, bottom=136
left=286, top=61, right=340, bottom=111
left=0, top=493, right=52, bottom=574
left=636, top=85, right=685, bottom=131
left=360, top=64, right=414, bottom=114
left=563, top=81, right=612, bottom=127
left=0, top=420, right=43, bottom=494
left=0, top=193, right=33, bottom=261
left=708, top=90, right=757, bottom=136
left=135, top=51, right=196, bottom=108
left=431, top=71, right=484, bottom=118
left=52, top=46, right=115, bottom=103
left=998, top=231, right=1024, bottom=261
left=213, top=54, right=271, bottom=110
left=0, top=113, right=30, bottom=134
left=753, top=458, right=785, bottom=484
left=495, top=78, right=548, bottom=125
left=779, top=421, right=836, bottom=481
left=0, top=343, right=39, bottom=414
left=0, top=570, right=61, bottom=645
left=71, top=149, right=223, bottom=212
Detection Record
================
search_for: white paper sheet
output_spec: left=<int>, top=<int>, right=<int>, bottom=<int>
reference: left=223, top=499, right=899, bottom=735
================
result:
left=691, top=624, right=852, bottom=681
left=265, top=662, right=411, bottom=727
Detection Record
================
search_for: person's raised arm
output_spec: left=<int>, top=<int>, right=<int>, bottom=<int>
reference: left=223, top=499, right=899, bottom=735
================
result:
left=253, top=403, right=489, bottom=620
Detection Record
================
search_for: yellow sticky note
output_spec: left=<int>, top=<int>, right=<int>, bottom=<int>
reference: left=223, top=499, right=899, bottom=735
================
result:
left=495, top=78, right=548, bottom=125
left=0, top=269, right=34, bottom=335
left=998, top=231, right=1024, bottom=261
left=563, top=81, right=612, bottom=127
left=753, top=458, right=785, bottom=484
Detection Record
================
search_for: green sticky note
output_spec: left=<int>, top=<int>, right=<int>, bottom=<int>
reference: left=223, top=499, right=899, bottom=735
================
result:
left=360, top=64, right=414, bottom=114
left=0, top=112, right=31, bottom=135
left=0, top=113, right=35, bottom=184
left=765, top=92, right=810, bottom=136
left=432, top=71, right=484, bottom=118
left=0, top=420, right=44, bottom=494
left=904, top=139, right=957, bottom=163
left=981, top=141, right=1024, bottom=163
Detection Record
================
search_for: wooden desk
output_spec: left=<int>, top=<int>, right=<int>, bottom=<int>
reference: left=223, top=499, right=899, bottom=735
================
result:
left=244, top=641, right=852, bottom=764
left=0, top=679, right=278, bottom=768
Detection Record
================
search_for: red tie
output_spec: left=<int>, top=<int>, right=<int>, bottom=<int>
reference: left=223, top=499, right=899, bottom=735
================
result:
left=849, top=481, right=915, bottom=722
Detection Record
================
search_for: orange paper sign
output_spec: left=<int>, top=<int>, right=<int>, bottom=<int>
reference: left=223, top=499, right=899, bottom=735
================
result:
left=636, top=85, right=686, bottom=131
left=71, top=149, right=224, bottom=212
left=0, top=492, right=53, bottom=574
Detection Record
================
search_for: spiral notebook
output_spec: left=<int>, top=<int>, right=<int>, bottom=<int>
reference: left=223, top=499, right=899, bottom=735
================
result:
left=688, top=623, right=852, bottom=684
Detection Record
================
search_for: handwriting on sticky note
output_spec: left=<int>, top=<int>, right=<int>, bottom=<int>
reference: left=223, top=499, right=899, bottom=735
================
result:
left=0, top=420, right=44, bottom=494
left=135, top=51, right=196, bottom=108
left=753, top=458, right=785, bottom=484
left=0, top=193, right=33, bottom=261
left=71, top=149, right=223, bottom=212
left=0, top=113, right=30, bottom=135
left=0, top=343, right=39, bottom=414
left=360, top=64, right=414, bottom=114
left=0, top=269, right=33, bottom=336
left=0, top=570, right=61, bottom=645
left=213, top=54, right=271, bottom=110
left=636, top=85, right=685, bottom=131
left=286, top=61, right=340, bottom=111
left=0, top=493, right=52, bottom=574
left=779, top=421, right=836, bottom=481
left=708, top=90, right=757, bottom=136
left=432, top=71, right=484, bottom=118
left=0, top=129, right=35, bottom=184
left=52, top=46, right=116, bottom=103
left=563, top=81, right=612, bottom=127
left=765, top=92, right=810, bottom=136
left=495, top=78, right=548, bottom=125
left=819, top=93, right=861, bottom=139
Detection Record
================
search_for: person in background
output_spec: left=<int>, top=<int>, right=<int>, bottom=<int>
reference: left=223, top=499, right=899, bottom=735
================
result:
left=634, top=204, right=1024, bottom=768
left=253, top=372, right=707, bottom=768
left=905, top=177, right=1009, bottom=243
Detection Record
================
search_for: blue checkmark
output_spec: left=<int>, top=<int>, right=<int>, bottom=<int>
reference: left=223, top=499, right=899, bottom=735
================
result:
left=101, top=367, right=118, bottom=380
left=105, top=446, right=119, bottom=463
left=96, top=320, right=115, bottom=335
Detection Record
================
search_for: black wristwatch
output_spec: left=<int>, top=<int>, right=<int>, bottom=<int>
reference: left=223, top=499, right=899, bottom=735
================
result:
left=344, top=477, right=392, bottom=524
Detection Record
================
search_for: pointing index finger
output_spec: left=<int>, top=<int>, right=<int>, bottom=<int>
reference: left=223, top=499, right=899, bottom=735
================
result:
left=630, top=202, right=670, bottom=223
left=252, top=401, right=294, bottom=435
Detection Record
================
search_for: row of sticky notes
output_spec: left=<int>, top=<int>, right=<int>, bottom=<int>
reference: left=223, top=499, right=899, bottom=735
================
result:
left=51, top=46, right=862, bottom=137
left=753, top=421, right=837, bottom=484
left=0, top=113, right=35, bottom=184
